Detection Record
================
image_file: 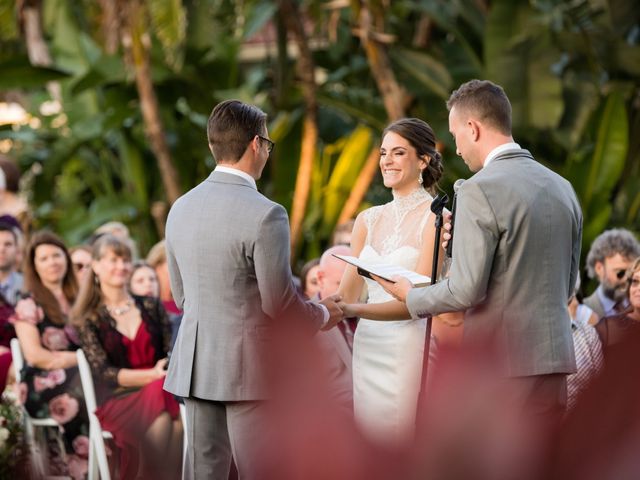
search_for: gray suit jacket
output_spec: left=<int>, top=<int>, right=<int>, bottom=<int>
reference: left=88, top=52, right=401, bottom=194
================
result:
left=583, top=291, right=606, bottom=319
left=407, top=149, right=581, bottom=377
left=163, top=171, right=324, bottom=401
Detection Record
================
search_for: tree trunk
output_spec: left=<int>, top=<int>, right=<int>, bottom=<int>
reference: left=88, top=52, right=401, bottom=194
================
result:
left=339, top=2, right=411, bottom=224
left=118, top=0, right=182, bottom=206
left=356, top=3, right=407, bottom=121
left=18, top=0, right=62, bottom=103
left=278, top=0, right=319, bottom=258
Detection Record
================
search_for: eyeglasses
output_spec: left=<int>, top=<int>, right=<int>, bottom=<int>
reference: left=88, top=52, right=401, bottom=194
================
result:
left=257, top=135, right=275, bottom=154
left=73, top=262, right=89, bottom=272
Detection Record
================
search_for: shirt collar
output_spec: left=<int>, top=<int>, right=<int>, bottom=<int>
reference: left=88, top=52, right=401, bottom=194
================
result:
left=596, top=285, right=622, bottom=316
left=214, top=165, right=257, bottom=190
left=483, top=142, right=521, bottom=168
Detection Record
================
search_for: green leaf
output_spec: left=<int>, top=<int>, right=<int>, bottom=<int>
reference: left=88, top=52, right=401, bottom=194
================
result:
left=321, top=125, right=373, bottom=232
left=0, top=59, right=70, bottom=89
left=243, top=1, right=277, bottom=40
left=392, top=48, right=452, bottom=101
left=583, top=91, right=628, bottom=202
left=484, top=0, right=563, bottom=130
left=148, top=0, right=187, bottom=69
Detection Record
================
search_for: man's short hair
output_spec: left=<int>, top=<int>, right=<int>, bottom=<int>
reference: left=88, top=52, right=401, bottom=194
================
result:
left=586, top=228, right=640, bottom=278
left=207, top=100, right=267, bottom=163
left=446, top=79, right=512, bottom=135
left=0, top=221, right=18, bottom=243
left=146, top=240, right=167, bottom=268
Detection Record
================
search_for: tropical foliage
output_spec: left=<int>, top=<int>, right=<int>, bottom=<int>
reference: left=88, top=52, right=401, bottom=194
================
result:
left=0, top=0, right=637, bottom=269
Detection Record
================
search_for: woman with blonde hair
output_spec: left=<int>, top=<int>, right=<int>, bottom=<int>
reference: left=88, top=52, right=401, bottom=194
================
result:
left=72, top=235, right=182, bottom=479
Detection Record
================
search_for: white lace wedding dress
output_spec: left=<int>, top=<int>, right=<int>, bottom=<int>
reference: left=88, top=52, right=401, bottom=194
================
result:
left=353, top=187, right=433, bottom=443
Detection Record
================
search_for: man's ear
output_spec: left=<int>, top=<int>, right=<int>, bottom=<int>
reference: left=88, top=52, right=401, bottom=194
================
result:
left=468, top=119, right=480, bottom=142
left=316, top=269, right=326, bottom=288
left=594, top=261, right=604, bottom=280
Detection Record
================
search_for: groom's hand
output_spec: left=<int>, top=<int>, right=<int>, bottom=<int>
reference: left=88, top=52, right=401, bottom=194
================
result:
left=373, top=275, right=413, bottom=303
left=319, top=294, right=344, bottom=331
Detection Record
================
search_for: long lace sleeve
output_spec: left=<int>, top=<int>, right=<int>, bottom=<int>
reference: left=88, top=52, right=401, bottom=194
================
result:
left=78, top=322, right=120, bottom=389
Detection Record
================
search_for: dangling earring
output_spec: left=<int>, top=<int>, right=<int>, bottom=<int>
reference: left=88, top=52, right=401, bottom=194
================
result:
left=418, top=170, right=424, bottom=185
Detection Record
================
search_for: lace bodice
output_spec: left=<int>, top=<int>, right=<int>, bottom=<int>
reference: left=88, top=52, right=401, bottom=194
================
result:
left=360, top=188, right=432, bottom=306
left=362, top=188, right=433, bottom=256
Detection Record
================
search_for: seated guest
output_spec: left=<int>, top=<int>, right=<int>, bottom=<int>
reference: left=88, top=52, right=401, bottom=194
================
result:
left=299, top=258, right=320, bottom=300
left=315, top=246, right=356, bottom=410
left=146, top=240, right=182, bottom=346
left=13, top=231, right=88, bottom=479
left=129, top=261, right=160, bottom=298
left=0, top=221, right=23, bottom=306
left=0, top=292, right=15, bottom=392
left=596, top=257, right=640, bottom=358
left=72, top=235, right=182, bottom=480
left=584, top=229, right=640, bottom=320
left=69, top=245, right=93, bottom=285
left=567, top=279, right=603, bottom=410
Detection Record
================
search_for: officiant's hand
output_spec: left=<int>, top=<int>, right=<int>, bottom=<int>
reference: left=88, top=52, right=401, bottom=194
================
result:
left=319, top=294, right=344, bottom=330
left=442, top=212, right=453, bottom=251
left=373, top=274, right=413, bottom=303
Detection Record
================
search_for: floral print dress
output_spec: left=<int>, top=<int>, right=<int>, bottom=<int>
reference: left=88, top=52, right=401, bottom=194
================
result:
left=18, top=313, right=90, bottom=479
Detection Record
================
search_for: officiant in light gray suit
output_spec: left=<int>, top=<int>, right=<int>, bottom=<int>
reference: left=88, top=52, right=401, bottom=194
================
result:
left=163, top=99, right=343, bottom=479
left=376, top=79, right=582, bottom=420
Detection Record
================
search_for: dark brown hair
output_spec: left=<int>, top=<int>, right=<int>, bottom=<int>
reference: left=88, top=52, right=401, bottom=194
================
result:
left=382, top=118, right=443, bottom=195
left=23, top=231, right=78, bottom=325
left=0, top=156, right=21, bottom=193
left=207, top=100, right=267, bottom=163
left=446, top=79, right=512, bottom=136
left=299, top=258, right=320, bottom=299
left=71, top=235, right=132, bottom=327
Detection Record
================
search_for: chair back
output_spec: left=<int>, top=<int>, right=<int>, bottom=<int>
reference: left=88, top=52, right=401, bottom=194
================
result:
left=10, top=338, right=24, bottom=383
left=76, top=349, right=98, bottom=414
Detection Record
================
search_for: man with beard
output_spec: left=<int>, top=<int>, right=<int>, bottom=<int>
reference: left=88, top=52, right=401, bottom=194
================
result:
left=584, top=229, right=640, bottom=319
left=0, top=221, right=22, bottom=306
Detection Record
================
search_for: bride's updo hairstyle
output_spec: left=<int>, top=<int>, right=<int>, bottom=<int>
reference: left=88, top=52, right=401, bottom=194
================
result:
left=383, top=118, right=443, bottom=195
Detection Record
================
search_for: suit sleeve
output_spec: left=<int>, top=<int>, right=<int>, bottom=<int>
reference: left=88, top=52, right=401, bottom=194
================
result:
left=568, top=191, right=583, bottom=301
left=254, top=204, right=324, bottom=327
left=165, top=235, right=184, bottom=310
left=406, top=181, right=499, bottom=317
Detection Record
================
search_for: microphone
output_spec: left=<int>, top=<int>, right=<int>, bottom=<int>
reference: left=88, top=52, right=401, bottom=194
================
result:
left=445, top=179, right=465, bottom=258
left=430, top=193, right=449, bottom=216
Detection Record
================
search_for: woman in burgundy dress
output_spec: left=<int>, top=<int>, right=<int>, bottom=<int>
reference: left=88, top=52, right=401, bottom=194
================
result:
left=0, top=292, right=15, bottom=392
left=72, top=234, right=182, bottom=479
left=13, top=231, right=89, bottom=479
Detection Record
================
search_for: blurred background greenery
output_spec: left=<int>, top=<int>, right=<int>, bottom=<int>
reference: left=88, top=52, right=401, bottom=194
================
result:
left=0, top=0, right=638, bottom=272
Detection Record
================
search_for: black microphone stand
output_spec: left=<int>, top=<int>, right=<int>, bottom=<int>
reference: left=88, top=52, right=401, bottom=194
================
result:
left=417, top=193, right=448, bottom=417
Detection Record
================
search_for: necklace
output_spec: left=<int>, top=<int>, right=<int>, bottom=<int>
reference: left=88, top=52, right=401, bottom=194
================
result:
left=106, top=298, right=133, bottom=316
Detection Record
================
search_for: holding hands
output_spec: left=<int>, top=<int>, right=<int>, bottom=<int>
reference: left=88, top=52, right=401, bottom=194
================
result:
left=319, top=294, right=345, bottom=330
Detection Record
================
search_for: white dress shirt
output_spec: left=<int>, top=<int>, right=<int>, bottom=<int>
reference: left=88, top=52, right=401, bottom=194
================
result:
left=483, top=142, right=521, bottom=168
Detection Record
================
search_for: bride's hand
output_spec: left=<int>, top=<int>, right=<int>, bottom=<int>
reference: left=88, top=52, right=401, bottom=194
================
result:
left=373, top=275, right=413, bottom=302
left=337, top=302, right=360, bottom=319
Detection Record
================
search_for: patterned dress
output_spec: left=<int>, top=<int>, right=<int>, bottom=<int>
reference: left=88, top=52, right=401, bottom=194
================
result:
left=18, top=312, right=89, bottom=479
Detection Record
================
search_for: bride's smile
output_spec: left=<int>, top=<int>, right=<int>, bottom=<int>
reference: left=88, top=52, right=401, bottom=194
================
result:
left=379, top=131, right=427, bottom=195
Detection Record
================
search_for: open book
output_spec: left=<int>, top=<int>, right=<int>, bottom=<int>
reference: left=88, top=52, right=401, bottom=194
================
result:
left=332, top=254, right=431, bottom=287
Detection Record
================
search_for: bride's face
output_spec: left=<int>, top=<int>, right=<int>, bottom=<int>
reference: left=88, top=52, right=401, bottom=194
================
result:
left=379, top=131, right=426, bottom=193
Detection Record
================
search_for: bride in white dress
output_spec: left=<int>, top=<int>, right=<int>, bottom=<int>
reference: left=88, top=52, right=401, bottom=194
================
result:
left=337, top=118, right=460, bottom=444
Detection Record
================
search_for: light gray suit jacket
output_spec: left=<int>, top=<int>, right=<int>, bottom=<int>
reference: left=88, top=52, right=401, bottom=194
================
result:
left=407, top=149, right=581, bottom=377
left=163, top=171, right=324, bottom=401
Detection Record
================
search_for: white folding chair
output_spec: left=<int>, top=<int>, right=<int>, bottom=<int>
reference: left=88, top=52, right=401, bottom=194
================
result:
left=10, top=338, right=66, bottom=477
left=76, top=349, right=112, bottom=480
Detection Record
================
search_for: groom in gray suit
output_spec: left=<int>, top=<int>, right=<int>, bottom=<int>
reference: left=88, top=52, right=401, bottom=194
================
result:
left=163, top=100, right=343, bottom=479
left=377, top=80, right=582, bottom=419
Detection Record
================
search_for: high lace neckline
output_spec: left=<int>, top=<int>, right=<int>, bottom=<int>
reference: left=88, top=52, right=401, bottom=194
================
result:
left=391, top=187, right=432, bottom=214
